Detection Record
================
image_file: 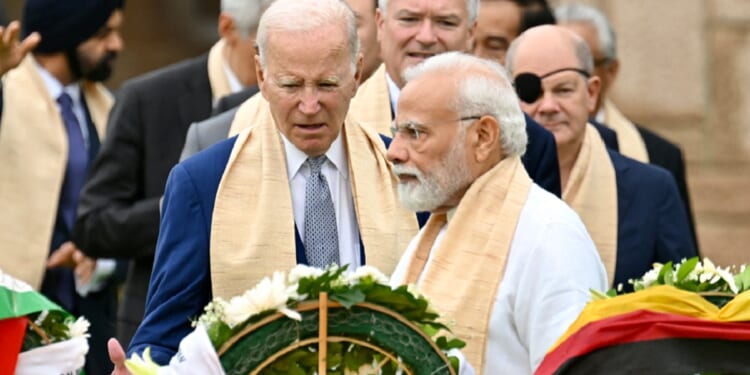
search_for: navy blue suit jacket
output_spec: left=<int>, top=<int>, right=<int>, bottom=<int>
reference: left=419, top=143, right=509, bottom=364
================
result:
left=609, top=150, right=697, bottom=290
left=523, top=114, right=561, bottom=197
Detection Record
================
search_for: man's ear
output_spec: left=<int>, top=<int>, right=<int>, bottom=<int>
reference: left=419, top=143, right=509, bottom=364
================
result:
left=473, top=116, right=501, bottom=162
left=217, top=12, right=238, bottom=44
left=375, top=8, right=385, bottom=44
left=255, top=55, right=269, bottom=100
left=352, top=52, right=365, bottom=95
left=586, top=75, right=602, bottom=114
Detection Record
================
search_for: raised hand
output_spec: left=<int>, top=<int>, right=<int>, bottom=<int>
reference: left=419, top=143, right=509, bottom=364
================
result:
left=0, top=21, right=40, bottom=76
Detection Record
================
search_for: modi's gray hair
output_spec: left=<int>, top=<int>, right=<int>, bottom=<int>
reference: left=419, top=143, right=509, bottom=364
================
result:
left=404, top=52, right=527, bottom=157
left=256, top=0, right=360, bottom=72
left=378, top=0, right=480, bottom=24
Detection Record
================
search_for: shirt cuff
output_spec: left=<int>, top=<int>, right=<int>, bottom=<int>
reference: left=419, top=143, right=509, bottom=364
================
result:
left=75, top=258, right=116, bottom=297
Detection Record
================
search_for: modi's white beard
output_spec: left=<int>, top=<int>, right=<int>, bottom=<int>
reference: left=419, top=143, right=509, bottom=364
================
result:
left=393, top=138, right=473, bottom=212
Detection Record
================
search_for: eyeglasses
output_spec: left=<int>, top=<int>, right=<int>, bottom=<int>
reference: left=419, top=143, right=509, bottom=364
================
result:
left=390, top=116, right=482, bottom=142
left=513, top=67, right=591, bottom=103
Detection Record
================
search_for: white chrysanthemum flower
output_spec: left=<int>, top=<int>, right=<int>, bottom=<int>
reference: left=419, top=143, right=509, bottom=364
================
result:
left=288, top=265, right=325, bottom=285
left=693, top=258, right=739, bottom=293
left=67, top=316, right=91, bottom=338
left=712, top=265, right=739, bottom=293
left=224, top=272, right=300, bottom=327
left=687, top=262, right=703, bottom=282
left=639, top=267, right=661, bottom=288
left=194, top=298, right=227, bottom=327
left=346, top=265, right=389, bottom=285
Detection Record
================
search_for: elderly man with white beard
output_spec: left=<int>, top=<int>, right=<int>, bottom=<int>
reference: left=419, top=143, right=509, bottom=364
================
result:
left=387, top=51, right=607, bottom=374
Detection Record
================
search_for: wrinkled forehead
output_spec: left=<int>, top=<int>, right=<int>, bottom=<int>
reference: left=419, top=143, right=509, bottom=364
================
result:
left=386, top=0, right=469, bottom=19
left=401, top=73, right=458, bottom=113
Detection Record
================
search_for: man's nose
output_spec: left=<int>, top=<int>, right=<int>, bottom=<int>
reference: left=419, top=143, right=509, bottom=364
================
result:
left=298, top=88, right=321, bottom=115
left=387, top=136, right=409, bottom=164
left=414, top=20, right=438, bottom=46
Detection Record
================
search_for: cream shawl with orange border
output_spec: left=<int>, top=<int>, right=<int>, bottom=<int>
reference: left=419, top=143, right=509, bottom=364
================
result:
left=210, top=97, right=419, bottom=298
left=395, top=156, right=533, bottom=371
left=563, top=123, right=618, bottom=286
left=0, top=56, right=112, bottom=288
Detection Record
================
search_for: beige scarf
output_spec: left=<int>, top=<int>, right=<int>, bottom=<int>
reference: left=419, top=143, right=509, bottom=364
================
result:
left=227, top=93, right=263, bottom=137
left=563, top=124, right=618, bottom=286
left=207, top=39, right=232, bottom=102
left=602, top=99, right=649, bottom=163
left=396, top=156, right=532, bottom=371
left=0, top=56, right=112, bottom=288
left=210, top=99, right=419, bottom=299
left=348, top=63, right=392, bottom=135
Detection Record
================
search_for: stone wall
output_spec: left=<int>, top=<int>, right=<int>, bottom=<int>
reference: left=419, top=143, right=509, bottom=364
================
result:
left=554, top=0, right=750, bottom=267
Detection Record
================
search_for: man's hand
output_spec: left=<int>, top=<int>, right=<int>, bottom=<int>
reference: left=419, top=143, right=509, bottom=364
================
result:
left=109, top=338, right=133, bottom=375
left=47, top=241, right=79, bottom=268
left=0, top=21, right=40, bottom=76
left=47, top=241, right=96, bottom=284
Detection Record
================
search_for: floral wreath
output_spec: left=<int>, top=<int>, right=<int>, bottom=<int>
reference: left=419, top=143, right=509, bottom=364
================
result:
left=128, top=264, right=465, bottom=374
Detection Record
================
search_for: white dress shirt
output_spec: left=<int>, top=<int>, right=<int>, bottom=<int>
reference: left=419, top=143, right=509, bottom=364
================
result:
left=385, top=73, right=401, bottom=116
left=222, top=59, right=244, bottom=94
left=281, top=132, right=362, bottom=268
left=391, top=185, right=608, bottom=374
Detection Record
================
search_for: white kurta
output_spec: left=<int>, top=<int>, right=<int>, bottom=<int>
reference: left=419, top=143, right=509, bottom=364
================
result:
left=391, top=185, right=608, bottom=374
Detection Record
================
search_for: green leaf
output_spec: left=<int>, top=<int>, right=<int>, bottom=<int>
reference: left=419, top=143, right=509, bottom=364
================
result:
left=735, top=266, right=750, bottom=292
left=657, top=261, right=673, bottom=284
left=343, top=344, right=374, bottom=371
left=435, top=336, right=466, bottom=351
left=676, top=257, right=699, bottom=283
left=331, top=288, right=366, bottom=309
left=449, top=356, right=461, bottom=373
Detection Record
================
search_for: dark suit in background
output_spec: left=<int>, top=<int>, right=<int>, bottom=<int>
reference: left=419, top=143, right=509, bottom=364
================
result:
left=591, top=120, right=620, bottom=151
left=636, top=125, right=697, bottom=253
left=608, top=149, right=697, bottom=290
left=74, top=54, right=215, bottom=347
left=523, top=113, right=562, bottom=197
left=180, top=86, right=257, bottom=161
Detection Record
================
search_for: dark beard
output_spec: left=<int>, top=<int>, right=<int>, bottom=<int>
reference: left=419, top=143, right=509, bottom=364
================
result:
left=66, top=48, right=117, bottom=82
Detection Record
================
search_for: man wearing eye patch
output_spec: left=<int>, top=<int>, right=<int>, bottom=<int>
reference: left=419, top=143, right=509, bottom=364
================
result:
left=388, top=51, right=607, bottom=374
left=348, top=0, right=562, bottom=197
left=505, top=25, right=696, bottom=290
left=555, top=3, right=698, bottom=254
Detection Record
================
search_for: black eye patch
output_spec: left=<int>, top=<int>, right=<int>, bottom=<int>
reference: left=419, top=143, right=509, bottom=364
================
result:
left=513, top=68, right=591, bottom=103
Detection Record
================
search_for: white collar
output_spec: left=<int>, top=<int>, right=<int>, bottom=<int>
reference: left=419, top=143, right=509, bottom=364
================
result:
left=34, top=59, right=82, bottom=104
left=595, top=106, right=606, bottom=123
left=281, top=129, right=348, bottom=181
left=385, top=72, right=401, bottom=116
left=222, top=58, right=244, bottom=93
